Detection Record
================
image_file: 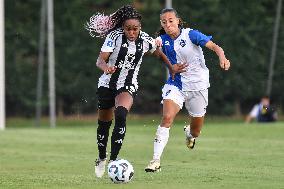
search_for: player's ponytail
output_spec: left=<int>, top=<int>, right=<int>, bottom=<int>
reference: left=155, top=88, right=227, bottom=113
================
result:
left=86, top=5, right=142, bottom=38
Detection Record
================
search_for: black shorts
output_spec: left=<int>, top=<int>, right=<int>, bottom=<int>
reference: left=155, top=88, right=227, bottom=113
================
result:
left=97, top=85, right=137, bottom=110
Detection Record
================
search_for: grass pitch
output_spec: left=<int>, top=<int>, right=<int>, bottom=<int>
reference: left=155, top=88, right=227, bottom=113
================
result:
left=0, top=117, right=283, bottom=189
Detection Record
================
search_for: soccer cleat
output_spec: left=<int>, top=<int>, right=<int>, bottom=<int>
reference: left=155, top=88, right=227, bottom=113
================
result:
left=95, top=158, right=107, bottom=178
left=184, top=125, right=196, bottom=149
left=145, top=159, right=161, bottom=172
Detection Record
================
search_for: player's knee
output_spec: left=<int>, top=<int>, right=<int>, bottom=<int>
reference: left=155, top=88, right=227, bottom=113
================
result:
left=114, top=106, right=128, bottom=122
left=161, top=114, right=174, bottom=127
left=98, top=120, right=112, bottom=127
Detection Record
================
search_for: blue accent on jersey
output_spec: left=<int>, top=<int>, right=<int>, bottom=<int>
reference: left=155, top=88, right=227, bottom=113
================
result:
left=188, top=30, right=212, bottom=47
left=107, top=41, right=113, bottom=47
left=161, top=34, right=183, bottom=90
left=160, top=28, right=212, bottom=91
left=167, top=73, right=182, bottom=90
left=161, top=35, right=176, bottom=65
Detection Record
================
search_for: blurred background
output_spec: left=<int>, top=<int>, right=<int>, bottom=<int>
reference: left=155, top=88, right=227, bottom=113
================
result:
left=3, top=0, right=284, bottom=124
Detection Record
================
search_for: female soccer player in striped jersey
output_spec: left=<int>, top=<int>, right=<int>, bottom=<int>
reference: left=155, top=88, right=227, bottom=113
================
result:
left=145, top=8, right=230, bottom=172
left=86, top=5, right=187, bottom=178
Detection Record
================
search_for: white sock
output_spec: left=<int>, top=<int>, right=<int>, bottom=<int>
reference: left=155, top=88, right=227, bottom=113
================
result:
left=184, top=125, right=194, bottom=138
left=153, top=126, right=170, bottom=160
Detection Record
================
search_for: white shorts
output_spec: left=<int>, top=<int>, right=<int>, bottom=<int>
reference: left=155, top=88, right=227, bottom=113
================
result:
left=162, top=84, right=208, bottom=117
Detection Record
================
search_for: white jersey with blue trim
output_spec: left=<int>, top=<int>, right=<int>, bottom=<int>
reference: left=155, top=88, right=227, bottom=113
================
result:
left=158, top=28, right=212, bottom=91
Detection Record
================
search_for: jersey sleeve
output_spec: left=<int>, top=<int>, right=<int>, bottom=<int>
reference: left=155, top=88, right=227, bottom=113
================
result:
left=100, top=33, right=115, bottom=52
left=249, top=104, right=259, bottom=118
left=141, top=32, right=157, bottom=53
left=188, top=30, right=212, bottom=47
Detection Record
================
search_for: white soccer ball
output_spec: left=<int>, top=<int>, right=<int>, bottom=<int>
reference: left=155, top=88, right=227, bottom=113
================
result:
left=107, top=159, right=134, bottom=184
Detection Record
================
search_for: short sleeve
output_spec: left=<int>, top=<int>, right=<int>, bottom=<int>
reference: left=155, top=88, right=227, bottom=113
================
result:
left=101, top=33, right=115, bottom=52
left=148, top=38, right=157, bottom=53
left=188, top=30, right=212, bottom=47
left=141, top=31, right=157, bottom=53
left=249, top=104, right=260, bottom=118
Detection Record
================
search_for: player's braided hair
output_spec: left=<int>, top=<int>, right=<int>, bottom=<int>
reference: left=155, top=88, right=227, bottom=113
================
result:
left=156, top=8, right=188, bottom=37
left=86, top=5, right=142, bottom=38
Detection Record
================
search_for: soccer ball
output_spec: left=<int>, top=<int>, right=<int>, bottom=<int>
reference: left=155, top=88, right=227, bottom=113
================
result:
left=107, top=159, right=134, bottom=184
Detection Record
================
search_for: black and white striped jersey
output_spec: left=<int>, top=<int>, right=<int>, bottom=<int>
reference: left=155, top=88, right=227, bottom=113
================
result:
left=98, top=28, right=157, bottom=91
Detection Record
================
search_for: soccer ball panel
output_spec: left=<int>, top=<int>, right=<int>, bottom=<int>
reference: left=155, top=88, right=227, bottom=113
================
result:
left=107, top=159, right=134, bottom=183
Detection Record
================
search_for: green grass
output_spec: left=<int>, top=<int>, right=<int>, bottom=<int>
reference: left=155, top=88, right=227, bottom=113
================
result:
left=1, top=117, right=284, bottom=189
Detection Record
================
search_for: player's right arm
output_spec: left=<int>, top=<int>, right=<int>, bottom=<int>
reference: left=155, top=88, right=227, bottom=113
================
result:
left=96, top=52, right=116, bottom=74
left=96, top=30, right=119, bottom=74
left=245, top=104, right=258, bottom=123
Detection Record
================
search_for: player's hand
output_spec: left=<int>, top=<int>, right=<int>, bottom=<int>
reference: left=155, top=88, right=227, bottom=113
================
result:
left=173, top=63, right=188, bottom=73
left=104, top=66, right=116, bottom=74
left=155, top=39, right=163, bottom=47
left=219, top=57, right=230, bottom=70
left=170, top=63, right=188, bottom=80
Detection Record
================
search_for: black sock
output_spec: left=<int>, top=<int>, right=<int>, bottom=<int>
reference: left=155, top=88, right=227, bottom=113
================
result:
left=97, top=120, right=112, bottom=159
left=110, top=106, right=128, bottom=161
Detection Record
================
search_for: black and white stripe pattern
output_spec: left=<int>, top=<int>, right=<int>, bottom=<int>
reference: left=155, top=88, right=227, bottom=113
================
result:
left=98, top=29, right=156, bottom=91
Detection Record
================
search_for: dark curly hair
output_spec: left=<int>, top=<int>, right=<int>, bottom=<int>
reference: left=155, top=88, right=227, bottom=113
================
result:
left=86, top=5, right=142, bottom=38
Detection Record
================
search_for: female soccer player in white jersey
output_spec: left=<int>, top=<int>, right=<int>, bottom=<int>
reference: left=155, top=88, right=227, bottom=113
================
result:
left=86, top=5, right=187, bottom=178
left=145, top=8, right=230, bottom=172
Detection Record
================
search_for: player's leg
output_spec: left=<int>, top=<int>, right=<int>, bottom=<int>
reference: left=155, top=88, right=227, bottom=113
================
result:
left=145, top=84, right=183, bottom=172
left=95, top=87, right=115, bottom=178
left=184, top=116, right=204, bottom=149
left=97, top=109, right=114, bottom=159
left=109, top=88, right=134, bottom=161
left=154, top=99, right=180, bottom=158
left=189, top=116, right=204, bottom=137
left=95, top=109, right=114, bottom=178
left=184, top=89, right=208, bottom=149
left=145, top=99, right=180, bottom=172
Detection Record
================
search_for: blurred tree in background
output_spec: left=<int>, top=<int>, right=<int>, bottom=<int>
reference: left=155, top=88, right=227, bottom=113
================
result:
left=5, top=0, right=284, bottom=117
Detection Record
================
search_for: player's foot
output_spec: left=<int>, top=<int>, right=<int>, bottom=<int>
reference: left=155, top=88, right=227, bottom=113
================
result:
left=95, top=158, right=107, bottom=178
left=108, top=160, right=113, bottom=164
left=145, top=159, right=161, bottom=172
left=108, top=157, right=121, bottom=164
left=184, top=125, right=196, bottom=149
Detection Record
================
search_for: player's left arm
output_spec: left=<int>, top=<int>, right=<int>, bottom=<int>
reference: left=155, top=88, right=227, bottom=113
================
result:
left=205, top=41, right=230, bottom=70
left=152, top=48, right=187, bottom=79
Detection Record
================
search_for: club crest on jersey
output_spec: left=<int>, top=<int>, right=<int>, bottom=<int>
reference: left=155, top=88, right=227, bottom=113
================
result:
left=179, top=39, right=186, bottom=47
left=118, top=53, right=136, bottom=70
